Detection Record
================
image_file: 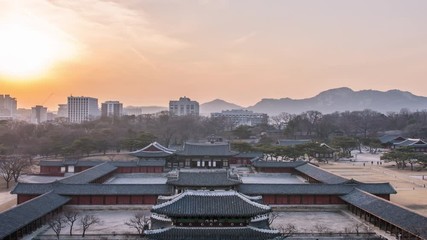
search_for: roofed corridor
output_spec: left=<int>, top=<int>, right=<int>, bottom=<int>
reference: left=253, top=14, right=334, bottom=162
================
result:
left=105, top=173, right=167, bottom=184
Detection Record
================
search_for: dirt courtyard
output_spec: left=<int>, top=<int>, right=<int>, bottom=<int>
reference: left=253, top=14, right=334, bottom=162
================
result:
left=321, top=152, right=427, bottom=217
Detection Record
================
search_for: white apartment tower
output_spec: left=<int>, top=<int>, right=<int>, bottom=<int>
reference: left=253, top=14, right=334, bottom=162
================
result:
left=0, top=94, right=17, bottom=119
left=169, top=97, right=199, bottom=116
left=101, top=101, right=123, bottom=117
left=67, top=96, right=99, bottom=123
left=31, top=105, right=48, bottom=124
left=211, top=109, right=268, bottom=127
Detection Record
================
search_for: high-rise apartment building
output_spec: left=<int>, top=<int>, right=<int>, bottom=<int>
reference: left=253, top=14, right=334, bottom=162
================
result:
left=31, top=105, right=48, bottom=124
left=57, top=104, right=68, bottom=118
left=0, top=94, right=17, bottom=119
left=67, top=96, right=99, bottom=123
left=101, top=101, right=123, bottom=118
left=169, top=97, right=199, bottom=116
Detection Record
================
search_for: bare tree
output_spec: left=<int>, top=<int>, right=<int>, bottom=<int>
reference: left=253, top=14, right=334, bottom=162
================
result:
left=48, top=215, right=66, bottom=240
left=0, top=156, right=32, bottom=188
left=125, top=212, right=150, bottom=236
left=80, top=214, right=102, bottom=237
left=0, top=157, right=14, bottom=189
left=312, top=223, right=331, bottom=233
left=268, top=212, right=279, bottom=225
left=271, top=112, right=294, bottom=130
left=353, top=222, right=369, bottom=236
left=11, top=156, right=32, bottom=182
left=63, top=210, right=79, bottom=236
left=277, top=223, right=297, bottom=236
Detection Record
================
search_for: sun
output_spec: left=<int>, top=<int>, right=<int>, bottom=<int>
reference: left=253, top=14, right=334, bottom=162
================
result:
left=0, top=14, right=77, bottom=79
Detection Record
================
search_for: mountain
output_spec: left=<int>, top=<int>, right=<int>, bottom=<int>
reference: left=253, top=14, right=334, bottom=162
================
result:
left=247, top=87, right=427, bottom=116
left=200, top=99, right=243, bottom=115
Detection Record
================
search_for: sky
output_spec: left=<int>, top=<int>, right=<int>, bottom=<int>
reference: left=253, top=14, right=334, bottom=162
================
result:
left=0, top=0, right=427, bottom=110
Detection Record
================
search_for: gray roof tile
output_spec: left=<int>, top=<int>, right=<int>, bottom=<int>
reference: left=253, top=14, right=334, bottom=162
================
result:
left=152, top=190, right=271, bottom=217
left=145, top=226, right=280, bottom=240
left=176, top=142, right=238, bottom=156
left=167, top=169, right=241, bottom=187
left=0, top=192, right=70, bottom=239
left=59, top=162, right=117, bottom=184
left=131, top=142, right=175, bottom=158
left=12, top=182, right=173, bottom=195
left=252, top=160, right=306, bottom=168
left=295, top=163, right=347, bottom=184
left=341, top=189, right=427, bottom=239
left=239, top=183, right=396, bottom=195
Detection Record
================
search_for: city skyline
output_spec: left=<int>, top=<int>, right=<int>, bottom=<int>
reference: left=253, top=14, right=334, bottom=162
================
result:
left=1, top=0, right=427, bottom=110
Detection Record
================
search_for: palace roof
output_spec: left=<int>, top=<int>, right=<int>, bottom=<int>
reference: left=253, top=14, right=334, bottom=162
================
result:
left=0, top=192, right=70, bottom=239
left=341, top=189, right=427, bottom=239
left=175, top=142, right=238, bottom=157
left=252, top=161, right=348, bottom=184
left=12, top=182, right=173, bottom=195
left=151, top=190, right=270, bottom=217
left=130, top=142, right=176, bottom=158
left=393, top=138, right=427, bottom=147
left=379, top=135, right=406, bottom=144
left=39, top=159, right=166, bottom=167
left=252, top=160, right=306, bottom=168
left=294, top=163, right=348, bottom=184
left=59, top=162, right=117, bottom=184
left=239, top=182, right=396, bottom=195
left=145, top=226, right=280, bottom=240
left=167, top=169, right=241, bottom=187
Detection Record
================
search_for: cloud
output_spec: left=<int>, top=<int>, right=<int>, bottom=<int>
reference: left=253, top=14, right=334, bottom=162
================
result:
left=232, top=31, right=257, bottom=45
left=41, top=0, right=189, bottom=70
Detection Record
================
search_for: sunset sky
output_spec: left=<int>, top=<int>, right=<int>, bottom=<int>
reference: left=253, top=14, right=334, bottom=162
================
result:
left=1, top=0, right=427, bottom=110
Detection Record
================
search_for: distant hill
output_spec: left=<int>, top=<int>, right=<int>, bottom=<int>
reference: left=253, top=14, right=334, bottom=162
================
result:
left=200, top=99, right=243, bottom=115
left=247, top=87, right=427, bottom=116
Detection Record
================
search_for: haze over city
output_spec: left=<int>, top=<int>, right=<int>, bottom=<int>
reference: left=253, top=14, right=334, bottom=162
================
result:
left=1, top=0, right=427, bottom=110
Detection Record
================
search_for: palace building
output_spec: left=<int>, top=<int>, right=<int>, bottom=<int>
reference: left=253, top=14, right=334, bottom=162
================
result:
left=146, top=190, right=279, bottom=240
left=2, top=141, right=427, bottom=240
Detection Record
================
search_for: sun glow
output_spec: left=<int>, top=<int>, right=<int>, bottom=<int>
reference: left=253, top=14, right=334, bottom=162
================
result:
left=0, top=13, right=78, bottom=79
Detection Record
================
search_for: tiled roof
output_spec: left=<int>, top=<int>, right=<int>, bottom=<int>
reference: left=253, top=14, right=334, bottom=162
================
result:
left=394, top=138, right=427, bottom=147
left=341, top=179, right=396, bottom=194
left=59, top=162, right=117, bottom=184
left=12, top=179, right=394, bottom=197
left=252, top=160, right=307, bottom=168
left=152, top=190, right=271, bottom=217
left=39, top=159, right=166, bottom=168
left=12, top=182, right=55, bottom=195
left=379, top=135, right=405, bottom=144
left=176, top=142, right=238, bottom=156
left=277, top=139, right=311, bottom=146
left=167, top=169, right=241, bottom=187
left=239, top=183, right=396, bottom=195
left=131, top=142, right=175, bottom=158
left=12, top=182, right=173, bottom=195
left=0, top=192, right=70, bottom=239
left=341, top=189, right=427, bottom=239
left=145, top=226, right=280, bottom=240
left=295, top=163, right=347, bottom=184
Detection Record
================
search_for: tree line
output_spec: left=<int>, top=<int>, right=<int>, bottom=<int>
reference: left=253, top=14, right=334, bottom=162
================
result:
left=1, top=108, right=427, bottom=158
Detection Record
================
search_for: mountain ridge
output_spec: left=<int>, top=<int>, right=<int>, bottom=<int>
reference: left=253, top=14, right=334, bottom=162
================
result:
left=246, top=88, right=427, bottom=115
left=125, top=88, right=427, bottom=116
